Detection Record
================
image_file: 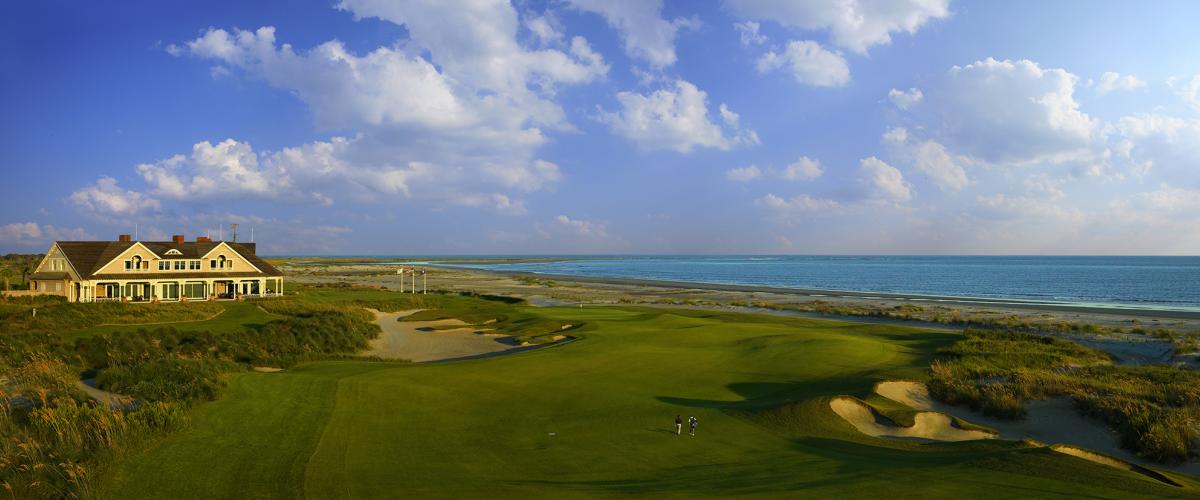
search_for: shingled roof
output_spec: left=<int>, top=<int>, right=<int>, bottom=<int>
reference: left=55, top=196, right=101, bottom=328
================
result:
left=53, top=241, right=283, bottom=278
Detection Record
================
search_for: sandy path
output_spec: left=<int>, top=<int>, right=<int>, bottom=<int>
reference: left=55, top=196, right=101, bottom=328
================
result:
left=830, top=397, right=995, bottom=441
left=77, top=378, right=137, bottom=409
left=875, top=381, right=1200, bottom=479
left=365, top=310, right=522, bottom=362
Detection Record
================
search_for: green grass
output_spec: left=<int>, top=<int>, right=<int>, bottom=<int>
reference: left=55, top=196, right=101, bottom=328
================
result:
left=97, top=305, right=1197, bottom=498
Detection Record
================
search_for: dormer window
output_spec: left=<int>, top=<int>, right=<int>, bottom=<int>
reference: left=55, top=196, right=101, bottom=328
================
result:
left=165, top=249, right=182, bottom=256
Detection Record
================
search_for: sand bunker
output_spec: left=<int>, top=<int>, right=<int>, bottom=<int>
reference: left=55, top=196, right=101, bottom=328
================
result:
left=253, top=366, right=284, bottom=373
left=875, top=380, right=1200, bottom=480
left=829, top=397, right=995, bottom=442
left=365, top=310, right=525, bottom=362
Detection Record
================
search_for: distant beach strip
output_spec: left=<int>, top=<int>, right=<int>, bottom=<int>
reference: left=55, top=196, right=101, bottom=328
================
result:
left=371, top=256, right=1200, bottom=318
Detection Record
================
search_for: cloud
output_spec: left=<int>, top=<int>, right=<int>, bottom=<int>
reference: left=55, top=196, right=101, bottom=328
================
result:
left=524, top=13, right=563, bottom=44
left=152, top=4, right=609, bottom=216
left=726, top=165, right=762, bottom=181
left=136, top=139, right=276, bottom=200
left=554, top=215, right=607, bottom=237
left=70, top=177, right=162, bottom=217
left=888, top=87, right=923, bottom=109
left=726, top=0, right=951, bottom=54
left=1133, top=185, right=1200, bottom=213
left=778, top=156, right=823, bottom=180
left=0, top=222, right=94, bottom=246
left=597, top=79, right=759, bottom=153
left=920, top=58, right=1101, bottom=166
left=734, top=21, right=766, bottom=46
left=567, top=0, right=695, bottom=68
left=883, top=127, right=969, bottom=191
left=1114, top=113, right=1200, bottom=180
left=1169, top=73, right=1200, bottom=112
left=178, top=27, right=474, bottom=130
left=756, top=194, right=842, bottom=223
left=730, top=157, right=822, bottom=182
left=1094, top=72, right=1145, bottom=94
left=756, top=40, right=849, bottom=87
left=859, top=156, right=912, bottom=202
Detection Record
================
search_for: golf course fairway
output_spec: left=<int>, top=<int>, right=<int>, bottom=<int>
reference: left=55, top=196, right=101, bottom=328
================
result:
left=97, top=306, right=1198, bottom=498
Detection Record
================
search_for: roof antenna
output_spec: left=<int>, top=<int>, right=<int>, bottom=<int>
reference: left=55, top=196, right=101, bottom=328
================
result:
left=230, top=223, right=239, bottom=243
left=250, top=227, right=255, bottom=243
left=134, top=223, right=138, bottom=241
left=219, top=224, right=223, bottom=241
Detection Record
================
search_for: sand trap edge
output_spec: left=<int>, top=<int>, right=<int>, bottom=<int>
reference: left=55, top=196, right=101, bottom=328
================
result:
left=1052, top=445, right=1183, bottom=488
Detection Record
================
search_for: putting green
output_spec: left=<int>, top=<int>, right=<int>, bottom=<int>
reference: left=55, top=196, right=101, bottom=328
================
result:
left=97, top=306, right=1197, bottom=498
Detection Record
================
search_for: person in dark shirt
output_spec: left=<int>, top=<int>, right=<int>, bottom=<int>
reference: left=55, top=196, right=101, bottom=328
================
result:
left=674, top=414, right=683, bottom=435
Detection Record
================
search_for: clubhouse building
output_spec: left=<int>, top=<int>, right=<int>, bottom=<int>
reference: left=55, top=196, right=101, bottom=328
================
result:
left=27, top=234, right=284, bottom=303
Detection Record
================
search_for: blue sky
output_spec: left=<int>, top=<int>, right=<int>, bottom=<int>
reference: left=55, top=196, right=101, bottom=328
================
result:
left=3, top=0, right=1200, bottom=255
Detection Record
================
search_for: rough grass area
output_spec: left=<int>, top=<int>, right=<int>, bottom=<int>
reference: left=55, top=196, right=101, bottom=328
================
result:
left=97, top=307, right=1197, bottom=498
left=0, top=295, right=225, bottom=339
left=928, top=328, right=1200, bottom=462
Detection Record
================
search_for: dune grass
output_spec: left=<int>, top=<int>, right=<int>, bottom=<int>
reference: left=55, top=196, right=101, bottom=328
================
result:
left=929, top=328, right=1200, bottom=462
left=97, top=304, right=1196, bottom=498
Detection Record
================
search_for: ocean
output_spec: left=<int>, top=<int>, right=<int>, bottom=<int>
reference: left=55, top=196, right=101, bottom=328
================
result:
left=428, top=256, right=1200, bottom=312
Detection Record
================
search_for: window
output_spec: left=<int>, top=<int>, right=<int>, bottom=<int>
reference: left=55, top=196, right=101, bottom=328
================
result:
left=183, top=282, right=205, bottom=299
left=210, top=260, right=217, bottom=269
left=174, top=261, right=185, bottom=270
left=125, top=260, right=132, bottom=270
left=161, top=282, right=180, bottom=300
left=165, top=249, right=182, bottom=256
left=55, top=282, right=62, bottom=292
left=228, top=261, right=234, bottom=270
left=159, top=261, right=169, bottom=271
left=190, top=260, right=201, bottom=270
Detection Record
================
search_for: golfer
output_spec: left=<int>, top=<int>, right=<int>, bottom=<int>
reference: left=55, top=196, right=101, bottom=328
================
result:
left=674, top=414, right=683, bottom=435
left=688, top=416, right=698, bottom=436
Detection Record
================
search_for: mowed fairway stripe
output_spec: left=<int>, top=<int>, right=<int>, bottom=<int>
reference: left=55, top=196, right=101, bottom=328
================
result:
left=98, top=308, right=1198, bottom=498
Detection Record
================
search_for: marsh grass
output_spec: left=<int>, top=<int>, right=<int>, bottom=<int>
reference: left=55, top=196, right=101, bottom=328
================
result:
left=928, top=328, right=1200, bottom=462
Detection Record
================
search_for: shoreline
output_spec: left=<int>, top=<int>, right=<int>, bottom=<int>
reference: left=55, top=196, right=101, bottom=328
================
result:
left=438, top=267, right=1200, bottom=320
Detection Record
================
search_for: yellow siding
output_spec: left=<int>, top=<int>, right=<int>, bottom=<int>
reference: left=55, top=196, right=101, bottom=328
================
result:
left=94, top=244, right=160, bottom=275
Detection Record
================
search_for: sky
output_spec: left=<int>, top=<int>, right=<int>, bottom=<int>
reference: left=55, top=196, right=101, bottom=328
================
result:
left=2, top=0, right=1200, bottom=255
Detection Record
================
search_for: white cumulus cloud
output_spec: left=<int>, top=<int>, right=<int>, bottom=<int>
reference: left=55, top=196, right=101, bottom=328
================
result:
left=1094, top=72, right=1146, bottom=94
left=726, top=165, right=762, bottom=182
left=726, top=0, right=952, bottom=53
left=567, top=0, right=695, bottom=68
left=859, top=156, right=912, bottom=202
left=0, top=222, right=94, bottom=246
left=778, top=156, right=824, bottom=180
left=756, top=40, right=849, bottom=87
left=888, top=87, right=923, bottom=109
left=70, top=177, right=162, bottom=216
left=734, top=21, right=766, bottom=46
left=597, top=80, right=759, bottom=153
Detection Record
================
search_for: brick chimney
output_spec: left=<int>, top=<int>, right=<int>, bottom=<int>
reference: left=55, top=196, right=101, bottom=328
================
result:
left=196, top=236, right=212, bottom=243
left=172, top=234, right=186, bottom=244
left=118, top=234, right=132, bottom=242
